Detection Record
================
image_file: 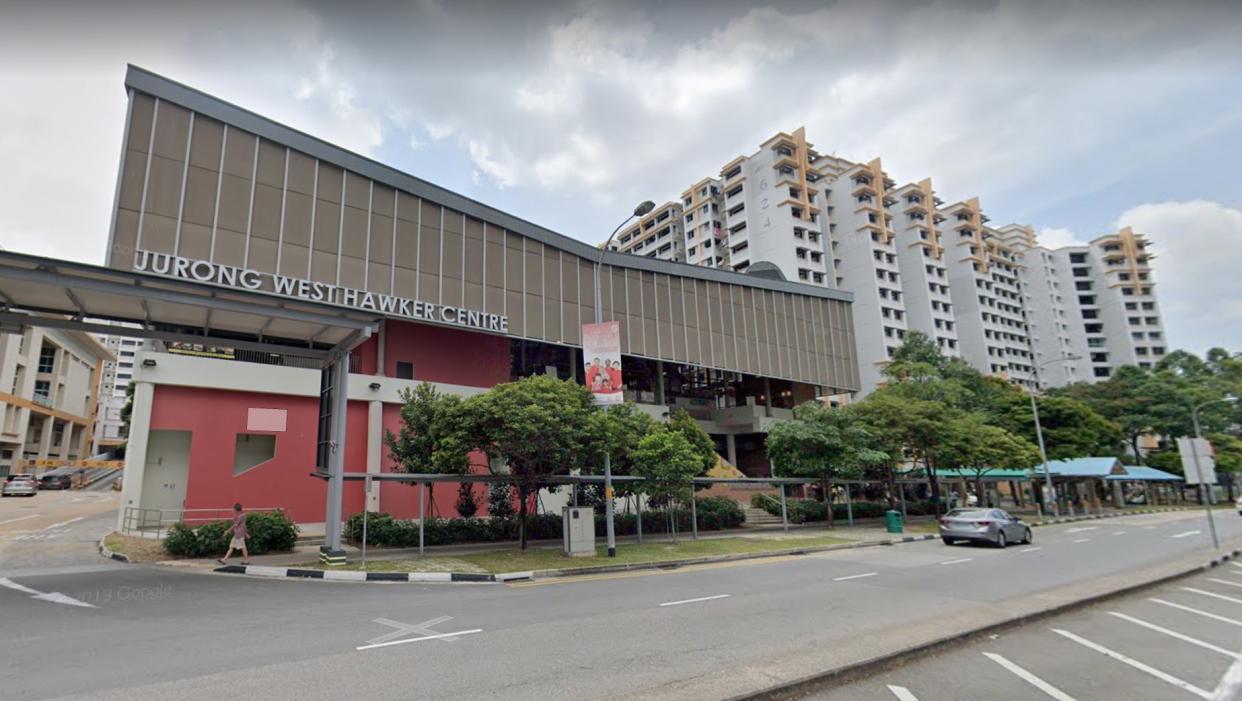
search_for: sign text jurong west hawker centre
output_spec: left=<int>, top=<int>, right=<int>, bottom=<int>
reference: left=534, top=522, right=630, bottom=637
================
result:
left=133, top=249, right=509, bottom=333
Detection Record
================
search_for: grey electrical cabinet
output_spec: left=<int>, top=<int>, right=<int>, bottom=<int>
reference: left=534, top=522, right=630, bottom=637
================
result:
left=562, top=506, right=596, bottom=557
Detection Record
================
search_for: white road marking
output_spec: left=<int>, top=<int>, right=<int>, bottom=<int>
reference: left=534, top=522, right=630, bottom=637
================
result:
left=1112, top=531, right=1127, bottom=536
left=1210, top=578, right=1242, bottom=590
left=1020, top=547, right=1043, bottom=553
left=42, top=517, right=84, bottom=531
left=1172, top=530, right=1203, bottom=539
left=355, top=629, right=482, bottom=651
left=367, top=616, right=456, bottom=646
left=1053, top=628, right=1212, bottom=698
left=0, top=577, right=96, bottom=608
left=939, top=558, right=973, bottom=565
left=1151, top=599, right=1242, bottom=627
left=1067, top=527, right=1098, bottom=533
left=0, top=515, right=38, bottom=526
left=1232, top=561, right=1242, bottom=570
left=984, top=652, right=1078, bottom=700
left=1072, top=538, right=1090, bottom=544
left=1108, top=612, right=1241, bottom=659
left=1145, top=526, right=1158, bottom=530
left=659, top=594, right=731, bottom=607
left=832, top=572, right=879, bottom=582
left=1211, top=647, right=1242, bottom=700
left=1184, top=587, right=1242, bottom=606
left=887, top=684, right=920, bottom=701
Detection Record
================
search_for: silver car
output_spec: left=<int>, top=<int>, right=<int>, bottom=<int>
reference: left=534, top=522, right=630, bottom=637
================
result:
left=2, top=477, right=38, bottom=497
left=939, top=508, right=1030, bottom=548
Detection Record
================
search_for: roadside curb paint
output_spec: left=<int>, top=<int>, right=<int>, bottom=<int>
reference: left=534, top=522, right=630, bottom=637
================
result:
left=112, top=506, right=1204, bottom=586
left=96, top=537, right=130, bottom=564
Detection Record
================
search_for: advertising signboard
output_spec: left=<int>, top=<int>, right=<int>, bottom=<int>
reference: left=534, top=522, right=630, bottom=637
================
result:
left=582, top=321, right=623, bottom=404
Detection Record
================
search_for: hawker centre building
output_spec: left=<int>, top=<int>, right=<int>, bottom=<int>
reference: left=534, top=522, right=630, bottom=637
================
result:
left=1, top=66, right=860, bottom=528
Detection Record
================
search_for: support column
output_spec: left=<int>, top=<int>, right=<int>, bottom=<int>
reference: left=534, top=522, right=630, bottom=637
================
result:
left=321, top=353, right=350, bottom=564
left=763, top=378, right=773, bottom=417
left=57, top=421, right=74, bottom=460
left=37, top=415, right=55, bottom=461
left=725, top=434, right=738, bottom=468
left=655, top=360, right=665, bottom=407
left=116, top=381, right=155, bottom=531
left=366, top=400, right=383, bottom=513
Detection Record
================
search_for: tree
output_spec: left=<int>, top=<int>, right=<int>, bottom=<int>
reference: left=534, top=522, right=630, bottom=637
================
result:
left=854, top=390, right=959, bottom=514
left=466, top=375, right=600, bottom=549
left=766, top=403, right=888, bottom=527
left=454, top=482, right=480, bottom=518
left=632, top=426, right=701, bottom=543
left=667, top=408, right=717, bottom=490
left=385, top=382, right=472, bottom=476
left=487, top=482, right=516, bottom=520
left=992, top=393, right=1122, bottom=460
left=580, top=402, right=657, bottom=508
left=936, top=415, right=1040, bottom=507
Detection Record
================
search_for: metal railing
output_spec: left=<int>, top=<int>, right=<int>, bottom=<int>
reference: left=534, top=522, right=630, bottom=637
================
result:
left=120, top=506, right=281, bottom=538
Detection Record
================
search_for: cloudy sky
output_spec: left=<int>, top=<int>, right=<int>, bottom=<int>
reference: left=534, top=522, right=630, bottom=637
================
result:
left=1, top=0, right=1240, bottom=354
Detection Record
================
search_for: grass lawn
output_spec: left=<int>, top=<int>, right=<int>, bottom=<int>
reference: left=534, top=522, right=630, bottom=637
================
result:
left=298, top=533, right=852, bottom=574
left=103, top=531, right=169, bottom=562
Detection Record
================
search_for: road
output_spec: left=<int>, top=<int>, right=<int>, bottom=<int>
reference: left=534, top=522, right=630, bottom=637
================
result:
left=811, top=567, right=1242, bottom=700
left=1, top=508, right=1240, bottom=700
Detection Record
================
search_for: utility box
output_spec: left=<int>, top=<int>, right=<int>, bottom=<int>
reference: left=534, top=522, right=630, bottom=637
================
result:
left=562, top=506, right=596, bottom=557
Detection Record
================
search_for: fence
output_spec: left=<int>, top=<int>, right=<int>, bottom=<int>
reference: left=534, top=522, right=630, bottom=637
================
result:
left=120, top=506, right=281, bottom=538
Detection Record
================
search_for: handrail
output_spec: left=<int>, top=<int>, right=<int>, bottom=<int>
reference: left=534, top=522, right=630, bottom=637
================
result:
left=121, top=506, right=282, bottom=537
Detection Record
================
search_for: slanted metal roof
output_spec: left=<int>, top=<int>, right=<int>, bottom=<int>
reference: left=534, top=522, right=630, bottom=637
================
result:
left=0, top=250, right=377, bottom=360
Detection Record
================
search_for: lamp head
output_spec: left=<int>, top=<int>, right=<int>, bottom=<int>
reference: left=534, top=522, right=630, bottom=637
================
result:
left=633, top=200, right=656, bottom=217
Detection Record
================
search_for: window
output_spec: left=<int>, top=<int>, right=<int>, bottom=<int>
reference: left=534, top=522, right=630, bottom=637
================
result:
left=688, top=246, right=696, bottom=256
left=396, top=362, right=414, bottom=379
left=37, top=346, right=56, bottom=374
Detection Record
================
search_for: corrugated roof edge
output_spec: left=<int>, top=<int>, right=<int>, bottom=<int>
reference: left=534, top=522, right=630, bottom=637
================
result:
left=123, top=65, right=852, bottom=304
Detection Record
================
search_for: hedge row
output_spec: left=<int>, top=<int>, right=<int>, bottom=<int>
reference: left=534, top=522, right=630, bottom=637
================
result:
left=749, top=494, right=938, bottom=524
left=344, top=496, right=746, bottom=548
left=163, top=510, right=299, bottom=557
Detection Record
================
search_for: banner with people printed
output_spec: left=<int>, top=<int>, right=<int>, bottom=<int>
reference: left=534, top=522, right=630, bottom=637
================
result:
left=582, top=321, right=623, bottom=404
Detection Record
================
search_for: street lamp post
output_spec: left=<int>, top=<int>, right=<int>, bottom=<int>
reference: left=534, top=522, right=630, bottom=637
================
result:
left=594, top=200, right=656, bottom=558
left=1190, top=396, right=1236, bottom=550
left=1030, top=354, right=1081, bottom=518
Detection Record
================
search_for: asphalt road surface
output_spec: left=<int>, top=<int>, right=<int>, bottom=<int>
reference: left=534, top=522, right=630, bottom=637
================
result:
left=2, top=508, right=1240, bottom=700
left=811, top=567, right=1242, bottom=700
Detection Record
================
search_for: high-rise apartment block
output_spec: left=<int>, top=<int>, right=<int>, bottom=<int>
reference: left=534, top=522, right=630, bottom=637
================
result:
left=92, top=328, right=144, bottom=450
left=608, top=127, right=1169, bottom=395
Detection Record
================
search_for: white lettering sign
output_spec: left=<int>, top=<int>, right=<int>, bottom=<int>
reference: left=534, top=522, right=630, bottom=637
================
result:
left=132, top=250, right=509, bottom=333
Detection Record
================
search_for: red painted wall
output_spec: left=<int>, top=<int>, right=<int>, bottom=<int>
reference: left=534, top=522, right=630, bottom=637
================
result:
left=149, top=319, right=513, bottom=524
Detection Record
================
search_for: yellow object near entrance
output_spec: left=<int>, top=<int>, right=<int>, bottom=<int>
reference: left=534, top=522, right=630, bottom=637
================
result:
left=707, top=454, right=745, bottom=479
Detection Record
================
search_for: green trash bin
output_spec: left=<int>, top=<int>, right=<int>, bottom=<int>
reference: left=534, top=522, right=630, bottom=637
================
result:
left=885, top=510, right=903, bottom=534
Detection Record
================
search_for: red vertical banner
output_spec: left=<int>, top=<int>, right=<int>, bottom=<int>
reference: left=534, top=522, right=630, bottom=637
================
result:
left=582, top=321, right=623, bottom=404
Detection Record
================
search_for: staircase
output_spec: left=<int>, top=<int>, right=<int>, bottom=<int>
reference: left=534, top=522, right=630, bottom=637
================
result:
left=742, top=506, right=785, bottom=527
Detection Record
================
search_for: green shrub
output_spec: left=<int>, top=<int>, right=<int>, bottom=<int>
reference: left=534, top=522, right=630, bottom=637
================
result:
left=162, top=510, right=298, bottom=557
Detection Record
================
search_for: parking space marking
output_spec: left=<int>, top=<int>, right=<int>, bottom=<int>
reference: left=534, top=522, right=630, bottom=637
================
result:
left=1172, top=530, right=1203, bottom=539
left=659, top=594, right=730, bottom=607
left=1209, top=578, right=1242, bottom=590
left=356, top=629, right=482, bottom=651
left=832, top=572, right=878, bottom=582
left=939, top=558, right=973, bottom=565
left=886, top=684, right=919, bottom=700
left=1150, top=599, right=1242, bottom=628
left=1052, top=628, right=1212, bottom=698
left=1184, top=587, right=1242, bottom=607
left=1212, top=650, right=1242, bottom=700
left=1072, top=538, right=1090, bottom=544
left=983, top=652, right=1077, bottom=700
left=1108, top=612, right=1241, bottom=659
